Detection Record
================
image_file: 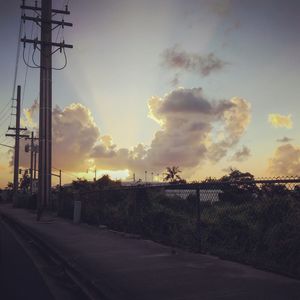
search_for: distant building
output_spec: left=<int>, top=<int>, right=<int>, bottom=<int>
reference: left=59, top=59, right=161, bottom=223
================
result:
left=165, top=189, right=223, bottom=202
left=120, top=181, right=223, bottom=202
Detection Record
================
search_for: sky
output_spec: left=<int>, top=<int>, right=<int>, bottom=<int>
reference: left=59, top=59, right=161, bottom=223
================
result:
left=0, top=0, right=300, bottom=187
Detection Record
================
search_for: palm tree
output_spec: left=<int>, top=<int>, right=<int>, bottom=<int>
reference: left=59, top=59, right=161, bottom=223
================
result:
left=163, top=166, right=182, bottom=183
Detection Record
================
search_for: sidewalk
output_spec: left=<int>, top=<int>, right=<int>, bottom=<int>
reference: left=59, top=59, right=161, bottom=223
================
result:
left=1, top=203, right=300, bottom=300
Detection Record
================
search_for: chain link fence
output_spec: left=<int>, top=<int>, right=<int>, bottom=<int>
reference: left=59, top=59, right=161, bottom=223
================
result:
left=50, top=177, right=300, bottom=277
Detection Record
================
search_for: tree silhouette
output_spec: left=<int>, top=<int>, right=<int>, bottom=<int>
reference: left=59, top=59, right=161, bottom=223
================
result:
left=6, top=182, right=13, bottom=190
left=20, top=170, right=30, bottom=192
left=163, top=166, right=183, bottom=183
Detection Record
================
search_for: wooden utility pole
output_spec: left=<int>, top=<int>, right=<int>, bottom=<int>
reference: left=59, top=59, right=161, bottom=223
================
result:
left=38, top=0, right=53, bottom=217
left=21, top=0, right=72, bottom=220
left=33, top=148, right=37, bottom=180
left=25, top=131, right=38, bottom=194
left=30, top=131, right=34, bottom=193
left=59, top=169, right=62, bottom=190
left=6, top=85, right=29, bottom=194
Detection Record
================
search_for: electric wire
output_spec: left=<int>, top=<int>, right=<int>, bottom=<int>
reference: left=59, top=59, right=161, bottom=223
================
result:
left=11, top=18, right=23, bottom=103
left=52, top=47, right=68, bottom=70
left=0, top=101, right=12, bottom=116
left=53, top=166, right=78, bottom=180
left=0, top=104, right=12, bottom=120
left=1, top=8, right=25, bottom=150
left=0, top=115, right=11, bottom=128
left=22, top=19, right=36, bottom=107
left=7, top=9, right=25, bottom=131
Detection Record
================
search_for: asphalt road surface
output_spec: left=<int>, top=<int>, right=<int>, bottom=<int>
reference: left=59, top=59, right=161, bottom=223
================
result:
left=0, top=219, right=53, bottom=300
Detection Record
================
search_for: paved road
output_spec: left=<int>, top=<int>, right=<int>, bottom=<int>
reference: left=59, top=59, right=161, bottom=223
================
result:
left=1, top=204, right=300, bottom=300
left=0, top=219, right=53, bottom=300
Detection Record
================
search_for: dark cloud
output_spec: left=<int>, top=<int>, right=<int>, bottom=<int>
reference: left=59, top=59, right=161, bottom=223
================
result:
left=210, top=0, right=234, bottom=16
left=161, top=46, right=226, bottom=77
left=91, top=144, right=116, bottom=158
left=269, top=144, right=300, bottom=175
left=92, top=87, right=251, bottom=178
left=225, top=20, right=241, bottom=35
left=207, top=97, right=251, bottom=162
left=158, top=88, right=212, bottom=114
left=230, top=146, right=251, bottom=162
left=170, top=73, right=180, bottom=87
left=277, top=136, right=293, bottom=143
left=52, top=103, right=100, bottom=172
left=148, top=88, right=251, bottom=170
left=17, top=88, right=251, bottom=180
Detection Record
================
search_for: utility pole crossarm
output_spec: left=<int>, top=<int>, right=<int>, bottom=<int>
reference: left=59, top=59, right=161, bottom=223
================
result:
left=21, top=5, right=71, bottom=15
left=21, top=15, right=73, bottom=27
left=21, top=38, right=73, bottom=49
left=8, top=126, right=28, bottom=131
left=5, top=134, right=30, bottom=138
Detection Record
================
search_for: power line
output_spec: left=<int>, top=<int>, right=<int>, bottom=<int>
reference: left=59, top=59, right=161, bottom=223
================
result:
left=0, top=103, right=12, bottom=120
left=0, top=114, right=11, bottom=128
left=11, top=18, right=23, bottom=102
left=0, top=101, right=11, bottom=116
left=9, top=10, right=24, bottom=129
left=53, top=166, right=78, bottom=179
left=0, top=143, right=14, bottom=149
left=22, top=18, right=36, bottom=107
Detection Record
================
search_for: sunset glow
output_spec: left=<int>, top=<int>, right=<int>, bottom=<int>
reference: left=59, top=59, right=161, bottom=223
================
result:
left=1, top=0, right=300, bottom=187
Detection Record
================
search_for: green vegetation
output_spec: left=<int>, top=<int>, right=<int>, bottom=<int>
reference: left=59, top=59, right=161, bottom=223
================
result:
left=163, top=166, right=186, bottom=183
left=10, top=171, right=300, bottom=279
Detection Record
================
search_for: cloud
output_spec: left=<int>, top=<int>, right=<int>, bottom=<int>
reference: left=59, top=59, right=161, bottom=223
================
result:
left=91, top=88, right=251, bottom=178
left=77, top=89, right=251, bottom=178
left=207, top=97, right=251, bottom=162
left=210, top=0, right=234, bottom=16
left=268, top=113, right=293, bottom=129
left=170, top=73, right=180, bottom=87
left=0, top=163, right=10, bottom=187
left=14, top=88, right=251, bottom=181
left=52, top=103, right=100, bottom=172
left=225, top=20, right=241, bottom=35
left=161, top=46, right=226, bottom=77
left=230, top=146, right=251, bottom=162
left=277, top=136, right=293, bottom=143
left=268, top=144, right=300, bottom=176
left=15, top=103, right=100, bottom=173
left=21, top=99, right=39, bottom=129
left=222, top=166, right=236, bottom=174
left=146, top=88, right=250, bottom=171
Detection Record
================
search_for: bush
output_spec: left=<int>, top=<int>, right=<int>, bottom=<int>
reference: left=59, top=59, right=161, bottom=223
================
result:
left=54, top=186, right=300, bottom=278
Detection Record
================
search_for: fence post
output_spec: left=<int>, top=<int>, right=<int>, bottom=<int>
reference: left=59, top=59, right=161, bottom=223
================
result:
left=133, top=189, right=137, bottom=233
left=73, top=191, right=81, bottom=224
left=57, top=189, right=61, bottom=216
left=196, top=187, right=202, bottom=253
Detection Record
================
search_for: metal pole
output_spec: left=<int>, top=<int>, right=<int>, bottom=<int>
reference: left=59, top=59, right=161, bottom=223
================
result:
left=196, top=187, right=201, bottom=253
left=33, top=150, right=37, bottom=180
left=38, top=0, right=52, bottom=220
left=13, top=85, right=21, bottom=195
left=30, top=132, right=34, bottom=194
left=59, top=169, right=62, bottom=190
